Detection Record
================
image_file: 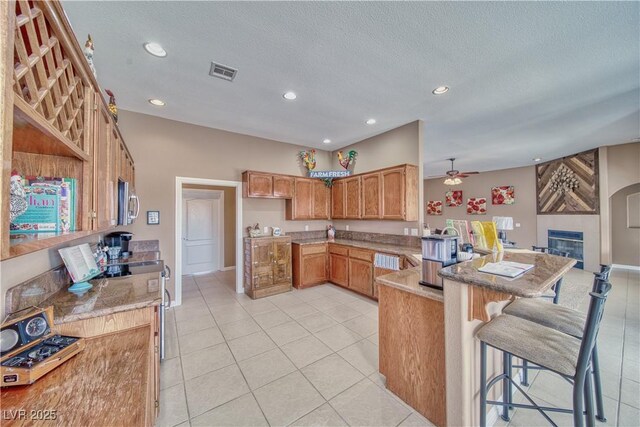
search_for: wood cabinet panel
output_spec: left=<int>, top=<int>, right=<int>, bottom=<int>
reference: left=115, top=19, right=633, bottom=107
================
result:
left=273, top=175, right=294, bottom=198
left=381, top=167, right=405, bottom=220
left=362, top=172, right=382, bottom=219
left=293, top=178, right=313, bottom=219
left=328, top=244, right=349, bottom=256
left=348, top=258, right=374, bottom=296
left=302, top=253, right=328, bottom=286
left=244, top=172, right=274, bottom=197
left=312, top=180, right=330, bottom=219
left=329, top=253, right=349, bottom=287
left=349, top=248, right=374, bottom=262
left=331, top=180, right=346, bottom=219
left=344, top=176, right=362, bottom=219
left=93, top=101, right=115, bottom=231
left=244, top=237, right=292, bottom=298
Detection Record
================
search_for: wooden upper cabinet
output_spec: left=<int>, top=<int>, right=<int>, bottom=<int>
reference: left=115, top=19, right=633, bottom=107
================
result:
left=361, top=172, right=382, bottom=219
left=344, top=176, right=362, bottom=219
left=243, top=171, right=274, bottom=197
left=381, top=167, right=405, bottom=220
left=312, top=180, right=330, bottom=219
left=273, top=175, right=294, bottom=198
left=93, top=100, right=115, bottom=231
left=331, top=180, right=346, bottom=219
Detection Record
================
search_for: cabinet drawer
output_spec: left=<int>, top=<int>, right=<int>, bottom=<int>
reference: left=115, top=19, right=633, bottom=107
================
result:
left=328, top=244, right=349, bottom=256
left=349, top=248, right=374, bottom=262
left=302, top=244, right=327, bottom=255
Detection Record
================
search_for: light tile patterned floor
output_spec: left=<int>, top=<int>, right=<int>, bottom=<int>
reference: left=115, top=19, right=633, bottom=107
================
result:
left=158, top=268, right=639, bottom=427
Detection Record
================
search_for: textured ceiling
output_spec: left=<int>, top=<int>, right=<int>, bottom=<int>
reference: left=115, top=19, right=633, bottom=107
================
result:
left=62, top=1, right=639, bottom=175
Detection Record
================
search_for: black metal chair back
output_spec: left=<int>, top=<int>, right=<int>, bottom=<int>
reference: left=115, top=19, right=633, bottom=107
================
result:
left=575, top=279, right=612, bottom=381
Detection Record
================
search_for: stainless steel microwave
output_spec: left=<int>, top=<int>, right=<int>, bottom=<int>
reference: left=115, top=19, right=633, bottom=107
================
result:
left=117, top=180, right=140, bottom=225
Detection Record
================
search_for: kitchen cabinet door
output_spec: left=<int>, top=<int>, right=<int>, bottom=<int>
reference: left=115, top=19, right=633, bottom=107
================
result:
left=302, top=253, right=328, bottom=286
left=293, top=178, right=313, bottom=219
left=273, top=175, right=294, bottom=198
left=247, top=172, right=274, bottom=197
left=344, top=176, right=362, bottom=219
left=348, top=258, right=374, bottom=296
left=329, top=254, right=349, bottom=287
left=331, top=180, right=346, bottom=219
left=361, top=172, right=382, bottom=219
left=93, top=100, right=116, bottom=230
left=273, top=240, right=292, bottom=284
left=381, top=167, right=406, bottom=220
left=251, top=239, right=275, bottom=288
left=312, top=180, right=330, bottom=219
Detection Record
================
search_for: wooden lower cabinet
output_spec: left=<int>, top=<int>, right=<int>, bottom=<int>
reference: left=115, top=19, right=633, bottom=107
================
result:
left=244, top=237, right=292, bottom=299
left=348, top=257, right=374, bottom=295
left=292, top=243, right=328, bottom=288
left=329, top=253, right=349, bottom=287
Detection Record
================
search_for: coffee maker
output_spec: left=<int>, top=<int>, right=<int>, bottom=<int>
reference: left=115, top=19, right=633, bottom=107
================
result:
left=104, top=232, right=134, bottom=258
left=419, top=235, right=459, bottom=290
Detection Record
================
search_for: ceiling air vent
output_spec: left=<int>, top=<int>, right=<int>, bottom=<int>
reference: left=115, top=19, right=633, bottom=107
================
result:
left=209, top=62, right=237, bottom=81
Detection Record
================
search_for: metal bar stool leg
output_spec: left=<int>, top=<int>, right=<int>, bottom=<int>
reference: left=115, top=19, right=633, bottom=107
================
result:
left=522, top=359, right=530, bottom=386
left=480, top=341, right=488, bottom=427
left=507, top=353, right=514, bottom=410
left=501, top=352, right=511, bottom=421
left=552, top=278, right=563, bottom=304
left=573, top=374, right=586, bottom=427
left=591, top=344, right=606, bottom=421
left=584, top=369, right=596, bottom=427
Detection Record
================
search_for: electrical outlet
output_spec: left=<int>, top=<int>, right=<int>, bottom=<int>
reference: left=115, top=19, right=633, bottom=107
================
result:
left=411, top=228, right=418, bottom=236
left=304, top=225, right=309, bottom=231
left=263, top=226, right=269, bottom=234
left=345, top=225, right=350, bottom=231
left=515, top=223, right=521, bottom=228
left=404, top=228, right=409, bottom=235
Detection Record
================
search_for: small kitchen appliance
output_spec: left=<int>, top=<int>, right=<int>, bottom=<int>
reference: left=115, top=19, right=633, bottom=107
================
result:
left=0, top=306, right=84, bottom=387
left=105, top=231, right=134, bottom=258
left=419, top=235, right=459, bottom=290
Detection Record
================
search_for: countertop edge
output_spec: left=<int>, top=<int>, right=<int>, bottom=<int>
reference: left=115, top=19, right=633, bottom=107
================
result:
left=376, top=268, right=444, bottom=302
left=53, top=298, right=161, bottom=325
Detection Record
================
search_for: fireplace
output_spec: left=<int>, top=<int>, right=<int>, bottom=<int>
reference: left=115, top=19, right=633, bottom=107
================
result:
left=548, top=230, right=584, bottom=269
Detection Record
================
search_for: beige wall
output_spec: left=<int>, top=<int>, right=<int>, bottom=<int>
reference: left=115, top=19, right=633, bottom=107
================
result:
left=424, top=165, right=537, bottom=249
left=183, top=184, right=236, bottom=268
left=330, top=121, right=423, bottom=234
left=599, top=142, right=640, bottom=264
left=611, top=183, right=640, bottom=266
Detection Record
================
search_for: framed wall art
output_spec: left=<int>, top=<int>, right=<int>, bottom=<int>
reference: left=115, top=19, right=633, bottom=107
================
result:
left=491, top=186, right=515, bottom=205
left=445, top=190, right=463, bottom=207
left=426, top=200, right=443, bottom=215
left=467, top=198, right=487, bottom=215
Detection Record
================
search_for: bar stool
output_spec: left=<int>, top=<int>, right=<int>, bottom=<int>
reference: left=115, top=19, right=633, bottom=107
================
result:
left=531, top=246, right=571, bottom=304
left=504, top=265, right=612, bottom=421
left=477, top=279, right=612, bottom=427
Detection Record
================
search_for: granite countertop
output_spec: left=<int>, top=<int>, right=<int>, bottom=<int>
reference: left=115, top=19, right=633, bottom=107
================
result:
left=39, top=267, right=163, bottom=325
left=375, top=267, right=444, bottom=302
left=105, top=251, right=161, bottom=266
left=291, top=238, right=422, bottom=266
left=438, top=251, right=576, bottom=298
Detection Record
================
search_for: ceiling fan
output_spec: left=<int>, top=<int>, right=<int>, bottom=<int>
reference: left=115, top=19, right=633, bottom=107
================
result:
left=430, top=158, right=479, bottom=185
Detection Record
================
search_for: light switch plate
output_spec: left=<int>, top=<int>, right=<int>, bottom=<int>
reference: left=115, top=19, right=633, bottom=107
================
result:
left=345, top=225, right=350, bottom=231
left=404, top=228, right=409, bottom=235
left=147, top=279, right=159, bottom=293
left=515, top=223, right=521, bottom=228
left=411, top=228, right=418, bottom=236
left=304, top=225, right=309, bottom=231
left=263, top=226, right=269, bottom=234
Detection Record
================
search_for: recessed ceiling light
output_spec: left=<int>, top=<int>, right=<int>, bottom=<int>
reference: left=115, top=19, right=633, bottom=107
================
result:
left=432, top=86, right=449, bottom=95
left=148, top=99, right=165, bottom=106
left=365, top=118, right=376, bottom=125
left=283, top=91, right=297, bottom=100
left=533, top=158, right=542, bottom=162
left=323, top=139, right=331, bottom=144
left=143, top=42, right=167, bottom=57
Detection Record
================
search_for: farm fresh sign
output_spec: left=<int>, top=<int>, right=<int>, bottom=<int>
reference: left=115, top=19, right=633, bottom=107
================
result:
left=308, top=170, right=352, bottom=178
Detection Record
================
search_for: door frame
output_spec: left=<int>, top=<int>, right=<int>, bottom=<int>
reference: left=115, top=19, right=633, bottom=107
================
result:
left=175, top=177, right=243, bottom=306
left=182, top=189, right=224, bottom=275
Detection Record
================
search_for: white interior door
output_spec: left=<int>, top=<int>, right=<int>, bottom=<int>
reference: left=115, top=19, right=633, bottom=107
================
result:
left=183, top=197, right=220, bottom=274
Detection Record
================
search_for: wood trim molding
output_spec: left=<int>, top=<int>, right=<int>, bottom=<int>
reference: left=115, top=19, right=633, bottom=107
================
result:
left=467, top=286, right=513, bottom=322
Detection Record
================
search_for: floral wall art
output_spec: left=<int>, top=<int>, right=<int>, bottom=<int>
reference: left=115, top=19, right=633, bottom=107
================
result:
left=445, top=190, right=463, bottom=207
left=491, top=186, right=515, bottom=205
left=426, top=200, right=443, bottom=215
left=467, top=197, right=487, bottom=215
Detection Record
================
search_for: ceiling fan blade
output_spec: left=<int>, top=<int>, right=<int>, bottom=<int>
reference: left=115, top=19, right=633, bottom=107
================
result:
left=456, top=174, right=470, bottom=178
left=427, top=174, right=446, bottom=179
left=460, top=171, right=479, bottom=175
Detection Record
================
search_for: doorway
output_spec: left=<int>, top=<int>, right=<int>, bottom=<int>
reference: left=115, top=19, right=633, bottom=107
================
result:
left=182, top=189, right=223, bottom=275
left=175, top=177, right=243, bottom=306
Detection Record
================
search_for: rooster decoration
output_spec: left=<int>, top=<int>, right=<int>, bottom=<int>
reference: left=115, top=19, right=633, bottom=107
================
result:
left=299, top=149, right=317, bottom=171
left=338, top=150, right=357, bottom=170
left=84, top=34, right=96, bottom=78
left=105, top=89, right=118, bottom=122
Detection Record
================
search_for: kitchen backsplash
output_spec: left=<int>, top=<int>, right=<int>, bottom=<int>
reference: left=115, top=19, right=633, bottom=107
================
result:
left=285, top=229, right=420, bottom=248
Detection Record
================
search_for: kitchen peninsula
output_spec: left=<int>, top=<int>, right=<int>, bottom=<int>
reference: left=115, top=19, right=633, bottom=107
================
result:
left=375, top=251, right=576, bottom=427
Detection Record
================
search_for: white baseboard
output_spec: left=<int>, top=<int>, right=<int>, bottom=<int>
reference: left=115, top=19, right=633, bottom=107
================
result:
left=221, top=266, right=236, bottom=271
left=612, top=264, right=640, bottom=271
